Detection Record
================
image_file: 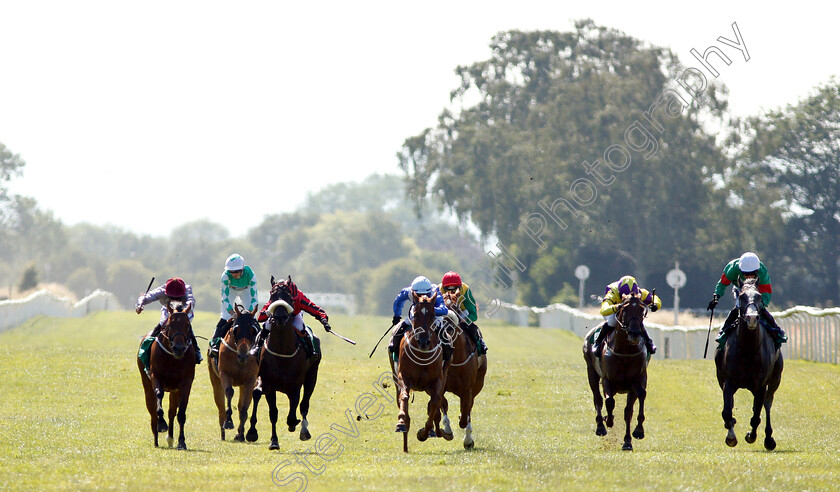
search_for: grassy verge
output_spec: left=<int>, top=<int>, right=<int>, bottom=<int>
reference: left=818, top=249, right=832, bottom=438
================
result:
left=0, top=311, right=838, bottom=491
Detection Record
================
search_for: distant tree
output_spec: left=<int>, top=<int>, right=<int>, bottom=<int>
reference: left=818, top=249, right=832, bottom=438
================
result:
left=105, top=260, right=154, bottom=308
left=734, top=79, right=840, bottom=305
left=400, top=21, right=729, bottom=306
left=18, top=264, right=39, bottom=292
left=65, top=267, right=100, bottom=298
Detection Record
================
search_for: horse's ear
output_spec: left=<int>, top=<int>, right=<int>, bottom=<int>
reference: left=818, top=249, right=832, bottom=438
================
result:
left=184, top=303, right=192, bottom=315
left=251, top=306, right=259, bottom=317
left=287, top=275, right=293, bottom=284
left=270, top=275, right=276, bottom=286
left=412, top=291, right=419, bottom=303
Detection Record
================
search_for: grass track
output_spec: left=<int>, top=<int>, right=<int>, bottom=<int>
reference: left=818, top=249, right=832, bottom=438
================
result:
left=1, top=310, right=839, bottom=491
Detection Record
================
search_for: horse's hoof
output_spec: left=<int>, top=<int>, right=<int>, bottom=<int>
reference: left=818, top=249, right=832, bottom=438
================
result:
left=632, top=428, right=645, bottom=440
left=596, top=425, right=607, bottom=437
left=605, top=416, right=614, bottom=428
left=246, top=429, right=258, bottom=442
left=764, top=437, right=776, bottom=451
left=225, top=419, right=235, bottom=430
left=234, top=433, right=245, bottom=443
left=395, top=423, right=407, bottom=433
left=464, top=440, right=475, bottom=450
left=442, top=431, right=454, bottom=441
left=429, top=429, right=436, bottom=438
left=177, top=441, right=187, bottom=451
left=269, top=440, right=279, bottom=450
left=726, top=436, right=738, bottom=447
left=158, top=421, right=169, bottom=433
left=221, top=431, right=226, bottom=441
left=622, top=442, right=633, bottom=451
left=300, top=429, right=311, bottom=441
left=745, top=431, right=756, bottom=444
left=417, top=429, right=429, bottom=442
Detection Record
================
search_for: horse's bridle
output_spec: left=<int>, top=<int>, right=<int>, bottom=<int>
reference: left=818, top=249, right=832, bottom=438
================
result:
left=156, top=317, right=192, bottom=357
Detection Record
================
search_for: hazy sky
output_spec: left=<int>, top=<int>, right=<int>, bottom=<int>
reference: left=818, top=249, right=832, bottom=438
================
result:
left=1, top=1, right=837, bottom=238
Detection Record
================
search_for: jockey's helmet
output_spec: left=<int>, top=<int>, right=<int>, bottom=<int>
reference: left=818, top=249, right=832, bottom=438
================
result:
left=441, top=271, right=462, bottom=291
left=225, top=253, right=245, bottom=272
left=617, top=275, right=640, bottom=296
left=165, top=277, right=187, bottom=298
left=410, top=276, right=434, bottom=296
left=739, top=252, right=760, bottom=274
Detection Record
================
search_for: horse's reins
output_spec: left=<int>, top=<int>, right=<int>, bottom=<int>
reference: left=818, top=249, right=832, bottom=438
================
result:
left=155, top=328, right=192, bottom=357
left=609, top=299, right=647, bottom=357
left=262, top=313, right=301, bottom=359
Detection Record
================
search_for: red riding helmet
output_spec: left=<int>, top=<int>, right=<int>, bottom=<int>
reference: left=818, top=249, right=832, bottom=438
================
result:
left=441, top=271, right=462, bottom=288
left=164, top=277, right=187, bottom=298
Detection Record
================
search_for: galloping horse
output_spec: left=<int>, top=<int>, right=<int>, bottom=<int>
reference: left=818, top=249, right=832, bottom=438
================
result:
left=137, top=300, right=196, bottom=450
left=715, top=277, right=784, bottom=449
left=247, top=278, right=320, bottom=449
left=435, top=293, right=487, bottom=449
left=392, top=291, right=448, bottom=453
left=208, top=304, right=260, bottom=441
left=583, top=293, right=649, bottom=451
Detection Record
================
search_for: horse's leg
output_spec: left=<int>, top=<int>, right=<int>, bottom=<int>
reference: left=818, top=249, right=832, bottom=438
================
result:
left=140, top=365, right=160, bottom=447
left=603, top=380, right=616, bottom=429
left=722, top=380, right=738, bottom=447
left=236, top=380, right=255, bottom=443
left=286, top=390, right=301, bottom=433
left=396, top=378, right=411, bottom=452
left=176, top=384, right=191, bottom=451
left=418, top=379, right=444, bottom=443
left=586, top=362, right=606, bottom=436
left=209, top=365, right=227, bottom=440
left=221, top=374, right=236, bottom=431
left=246, top=382, right=262, bottom=443
left=632, top=382, right=647, bottom=440
left=439, top=395, right=454, bottom=441
left=298, top=363, right=319, bottom=441
left=153, top=379, right=168, bottom=436
left=167, top=390, right=179, bottom=448
left=265, top=389, right=280, bottom=450
left=763, top=359, right=784, bottom=450
left=459, top=389, right=474, bottom=429
left=622, top=392, right=637, bottom=451
left=745, top=385, right=767, bottom=445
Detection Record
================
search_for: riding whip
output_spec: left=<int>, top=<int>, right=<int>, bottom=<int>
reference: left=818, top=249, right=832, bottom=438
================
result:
left=144, top=277, right=155, bottom=295
left=369, top=323, right=397, bottom=358
left=329, top=329, right=356, bottom=345
left=703, top=306, right=714, bottom=358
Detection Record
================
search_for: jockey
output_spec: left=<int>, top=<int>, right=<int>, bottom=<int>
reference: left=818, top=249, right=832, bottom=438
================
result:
left=252, top=276, right=332, bottom=358
left=135, top=277, right=202, bottom=363
left=440, top=271, right=488, bottom=355
left=592, top=275, right=661, bottom=356
left=209, top=254, right=259, bottom=358
left=707, top=251, right=787, bottom=347
left=388, top=275, right=449, bottom=363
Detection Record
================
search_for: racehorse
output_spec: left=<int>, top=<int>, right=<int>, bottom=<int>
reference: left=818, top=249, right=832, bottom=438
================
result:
left=247, top=278, right=320, bottom=449
left=208, top=304, right=259, bottom=442
left=392, top=291, right=448, bottom=453
left=714, top=277, right=784, bottom=449
left=137, top=300, right=196, bottom=450
left=435, top=294, right=487, bottom=449
left=582, top=293, right=649, bottom=451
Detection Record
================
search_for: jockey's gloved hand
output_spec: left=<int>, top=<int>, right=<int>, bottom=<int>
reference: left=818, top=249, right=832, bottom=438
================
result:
left=707, top=294, right=719, bottom=311
left=650, top=304, right=659, bottom=312
left=392, top=315, right=401, bottom=326
left=322, top=320, right=332, bottom=332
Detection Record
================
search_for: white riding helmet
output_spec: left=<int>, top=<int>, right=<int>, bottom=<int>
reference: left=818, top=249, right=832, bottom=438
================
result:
left=410, top=276, right=433, bottom=296
left=225, top=253, right=245, bottom=271
left=739, top=252, right=760, bottom=273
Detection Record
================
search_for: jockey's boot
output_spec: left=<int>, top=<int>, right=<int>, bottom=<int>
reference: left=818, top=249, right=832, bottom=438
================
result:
left=464, top=322, right=488, bottom=355
left=715, top=308, right=739, bottom=344
left=642, top=329, right=657, bottom=355
left=146, top=323, right=163, bottom=339
left=209, top=318, right=231, bottom=358
left=387, top=322, right=408, bottom=363
left=249, top=327, right=269, bottom=357
left=190, top=330, right=203, bottom=364
left=302, top=332, right=317, bottom=359
left=761, top=309, right=788, bottom=346
left=592, top=322, right=613, bottom=358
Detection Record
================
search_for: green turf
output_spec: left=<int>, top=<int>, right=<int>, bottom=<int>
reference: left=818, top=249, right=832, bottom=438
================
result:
left=1, top=310, right=839, bottom=491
